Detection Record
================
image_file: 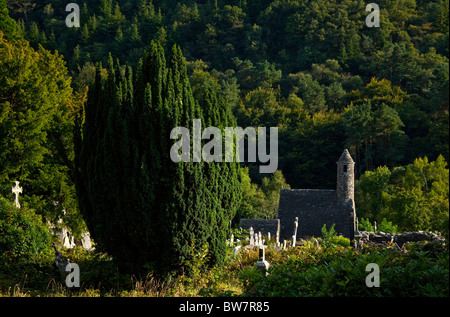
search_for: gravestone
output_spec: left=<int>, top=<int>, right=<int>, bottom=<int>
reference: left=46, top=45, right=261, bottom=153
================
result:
left=80, top=231, right=93, bottom=250
left=58, top=225, right=76, bottom=249
left=11, top=181, right=23, bottom=208
left=292, top=217, right=299, bottom=246
left=52, top=243, right=70, bottom=274
left=293, top=217, right=298, bottom=238
left=254, top=247, right=270, bottom=275
left=232, top=245, right=241, bottom=259
left=239, top=219, right=280, bottom=240
left=6, top=183, right=93, bottom=250
left=50, top=210, right=93, bottom=250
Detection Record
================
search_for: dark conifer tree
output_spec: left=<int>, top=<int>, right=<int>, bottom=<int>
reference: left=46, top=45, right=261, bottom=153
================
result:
left=75, top=42, right=241, bottom=273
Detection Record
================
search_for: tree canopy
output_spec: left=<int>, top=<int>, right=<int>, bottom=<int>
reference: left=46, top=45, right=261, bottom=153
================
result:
left=0, top=27, right=85, bottom=237
left=1, top=0, right=448, bottom=245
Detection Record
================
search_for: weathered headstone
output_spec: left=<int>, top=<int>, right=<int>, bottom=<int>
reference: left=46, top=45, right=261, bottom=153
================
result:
left=232, top=245, right=241, bottom=259
left=239, top=219, right=280, bottom=240
left=255, top=247, right=270, bottom=275
left=314, top=238, right=321, bottom=251
left=293, top=217, right=298, bottom=236
left=80, top=231, right=93, bottom=250
left=52, top=243, right=70, bottom=274
left=11, top=181, right=23, bottom=208
left=292, top=217, right=299, bottom=246
left=276, top=227, right=280, bottom=246
left=50, top=212, right=93, bottom=250
left=249, top=227, right=254, bottom=247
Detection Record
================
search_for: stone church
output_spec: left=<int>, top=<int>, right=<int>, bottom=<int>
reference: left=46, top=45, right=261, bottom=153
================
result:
left=277, top=149, right=357, bottom=240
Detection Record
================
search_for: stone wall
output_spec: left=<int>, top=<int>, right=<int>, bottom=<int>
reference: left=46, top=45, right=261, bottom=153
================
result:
left=355, top=231, right=445, bottom=247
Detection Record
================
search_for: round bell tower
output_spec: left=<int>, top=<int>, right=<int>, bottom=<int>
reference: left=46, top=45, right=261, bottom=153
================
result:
left=337, top=149, right=355, bottom=206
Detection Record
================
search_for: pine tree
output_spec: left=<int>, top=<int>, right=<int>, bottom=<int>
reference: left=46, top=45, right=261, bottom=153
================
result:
left=28, top=21, right=39, bottom=46
left=80, top=24, right=90, bottom=43
left=129, top=23, right=141, bottom=43
left=100, top=0, right=112, bottom=18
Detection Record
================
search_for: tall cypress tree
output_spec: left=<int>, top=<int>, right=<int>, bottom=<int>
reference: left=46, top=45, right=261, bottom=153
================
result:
left=75, top=42, right=242, bottom=273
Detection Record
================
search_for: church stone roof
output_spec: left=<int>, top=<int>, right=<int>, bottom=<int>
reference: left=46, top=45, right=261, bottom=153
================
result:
left=277, top=188, right=352, bottom=239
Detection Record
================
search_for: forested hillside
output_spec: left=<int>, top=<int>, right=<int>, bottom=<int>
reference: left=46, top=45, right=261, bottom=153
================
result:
left=2, top=0, right=449, bottom=232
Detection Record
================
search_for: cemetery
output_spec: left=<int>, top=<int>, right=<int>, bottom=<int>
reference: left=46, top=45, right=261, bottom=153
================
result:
left=0, top=178, right=447, bottom=297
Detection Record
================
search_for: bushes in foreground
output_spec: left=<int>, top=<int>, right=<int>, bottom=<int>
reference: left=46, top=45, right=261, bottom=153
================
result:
left=0, top=197, right=52, bottom=265
left=1, top=231, right=448, bottom=297
left=240, top=240, right=449, bottom=297
left=0, top=197, right=55, bottom=293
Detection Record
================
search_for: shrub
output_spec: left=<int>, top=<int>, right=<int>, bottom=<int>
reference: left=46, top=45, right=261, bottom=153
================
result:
left=358, top=217, right=399, bottom=233
left=378, top=218, right=399, bottom=233
left=330, top=235, right=350, bottom=247
left=358, top=217, right=374, bottom=231
left=240, top=239, right=449, bottom=297
left=320, top=223, right=350, bottom=246
left=0, top=196, right=52, bottom=264
left=0, top=196, right=55, bottom=292
left=321, top=223, right=336, bottom=245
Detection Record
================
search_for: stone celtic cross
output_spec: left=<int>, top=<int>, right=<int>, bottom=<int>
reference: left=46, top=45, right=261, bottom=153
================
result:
left=11, top=181, right=23, bottom=208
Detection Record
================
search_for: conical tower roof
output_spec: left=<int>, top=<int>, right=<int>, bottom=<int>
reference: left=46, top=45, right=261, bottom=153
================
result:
left=338, top=149, right=354, bottom=164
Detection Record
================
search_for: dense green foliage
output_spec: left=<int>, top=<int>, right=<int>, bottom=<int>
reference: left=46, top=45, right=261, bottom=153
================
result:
left=237, top=168, right=290, bottom=220
left=0, top=22, right=85, bottom=238
left=0, top=0, right=20, bottom=41
left=7, top=0, right=448, bottom=189
left=3, top=0, right=448, bottom=226
left=356, top=155, right=449, bottom=233
left=74, top=42, right=241, bottom=274
left=241, top=240, right=448, bottom=297
left=358, top=217, right=399, bottom=233
left=0, top=196, right=52, bottom=264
